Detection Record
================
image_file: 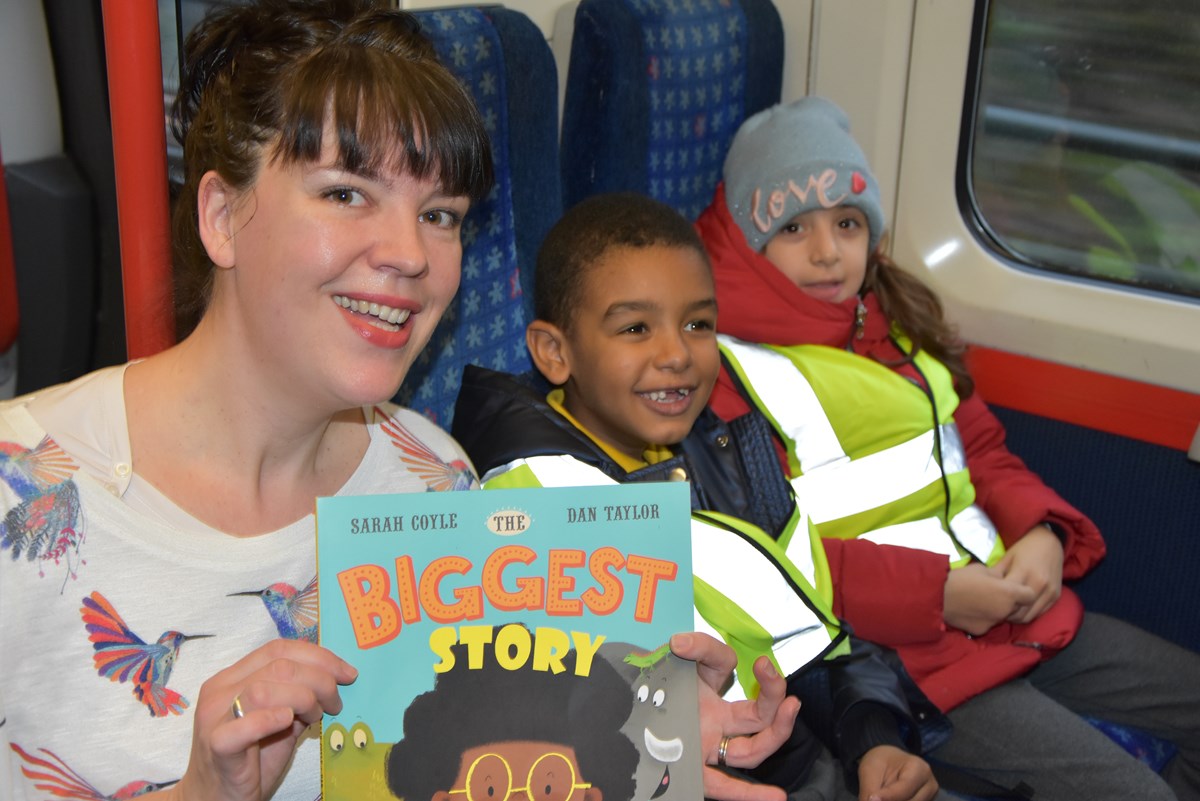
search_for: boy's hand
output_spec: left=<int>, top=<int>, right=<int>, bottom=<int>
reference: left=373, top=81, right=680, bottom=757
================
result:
left=996, top=525, right=1064, bottom=624
left=856, top=745, right=939, bottom=801
left=671, top=632, right=800, bottom=801
left=943, top=562, right=1036, bottom=636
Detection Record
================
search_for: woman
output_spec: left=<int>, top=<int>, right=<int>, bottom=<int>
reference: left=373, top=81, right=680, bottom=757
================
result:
left=0, top=2, right=795, bottom=800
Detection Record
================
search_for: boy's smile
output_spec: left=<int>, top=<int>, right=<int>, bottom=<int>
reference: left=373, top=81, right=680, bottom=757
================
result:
left=554, top=244, right=719, bottom=462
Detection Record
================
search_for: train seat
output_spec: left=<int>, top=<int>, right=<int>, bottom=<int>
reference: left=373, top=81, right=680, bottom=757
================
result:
left=558, top=0, right=784, bottom=219
left=396, top=7, right=561, bottom=428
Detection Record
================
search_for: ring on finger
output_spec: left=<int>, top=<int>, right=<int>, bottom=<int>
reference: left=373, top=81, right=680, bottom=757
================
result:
left=717, top=735, right=732, bottom=767
left=232, top=695, right=246, bottom=720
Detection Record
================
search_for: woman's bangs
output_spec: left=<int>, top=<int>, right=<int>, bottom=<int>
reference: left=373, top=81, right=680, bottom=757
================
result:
left=275, top=47, right=492, bottom=200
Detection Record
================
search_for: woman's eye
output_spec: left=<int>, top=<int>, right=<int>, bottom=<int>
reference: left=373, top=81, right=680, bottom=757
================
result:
left=421, top=209, right=463, bottom=229
left=323, top=187, right=363, bottom=205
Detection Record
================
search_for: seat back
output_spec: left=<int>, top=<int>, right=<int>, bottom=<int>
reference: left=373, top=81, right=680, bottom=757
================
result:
left=560, top=0, right=784, bottom=220
left=396, top=7, right=561, bottom=427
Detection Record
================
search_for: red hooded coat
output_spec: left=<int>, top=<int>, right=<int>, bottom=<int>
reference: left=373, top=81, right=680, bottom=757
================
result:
left=696, top=183, right=1107, bottom=710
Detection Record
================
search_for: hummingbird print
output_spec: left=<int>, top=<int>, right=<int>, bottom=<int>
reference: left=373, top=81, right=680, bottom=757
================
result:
left=0, top=437, right=85, bottom=587
left=229, top=574, right=318, bottom=642
left=80, top=591, right=211, bottom=717
left=10, top=742, right=178, bottom=799
left=374, top=406, right=476, bottom=492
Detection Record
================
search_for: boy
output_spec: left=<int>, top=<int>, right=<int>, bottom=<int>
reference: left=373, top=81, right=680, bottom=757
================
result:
left=452, top=193, right=947, bottom=801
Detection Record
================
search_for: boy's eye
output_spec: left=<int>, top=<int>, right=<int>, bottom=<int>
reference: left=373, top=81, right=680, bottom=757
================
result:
left=620, top=323, right=648, bottom=335
left=421, top=208, right=464, bottom=229
left=685, top=318, right=714, bottom=332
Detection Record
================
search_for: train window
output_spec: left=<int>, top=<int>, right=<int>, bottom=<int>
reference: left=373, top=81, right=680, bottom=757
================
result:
left=967, top=0, right=1200, bottom=301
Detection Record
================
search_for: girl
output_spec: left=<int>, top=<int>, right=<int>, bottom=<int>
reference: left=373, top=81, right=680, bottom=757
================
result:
left=695, top=96, right=1200, bottom=801
left=0, top=3, right=794, bottom=800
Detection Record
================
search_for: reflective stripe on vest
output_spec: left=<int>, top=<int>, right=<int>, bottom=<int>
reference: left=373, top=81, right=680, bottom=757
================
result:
left=486, top=455, right=842, bottom=698
left=718, top=335, right=1002, bottom=566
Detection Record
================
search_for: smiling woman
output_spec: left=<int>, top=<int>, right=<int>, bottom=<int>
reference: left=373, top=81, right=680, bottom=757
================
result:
left=0, top=2, right=495, bottom=799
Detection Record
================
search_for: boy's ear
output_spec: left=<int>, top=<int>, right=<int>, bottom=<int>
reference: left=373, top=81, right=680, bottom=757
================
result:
left=526, top=320, right=572, bottom=386
left=197, top=170, right=238, bottom=269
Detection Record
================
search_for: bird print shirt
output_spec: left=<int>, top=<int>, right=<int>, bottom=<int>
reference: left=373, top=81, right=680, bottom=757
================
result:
left=0, top=364, right=478, bottom=800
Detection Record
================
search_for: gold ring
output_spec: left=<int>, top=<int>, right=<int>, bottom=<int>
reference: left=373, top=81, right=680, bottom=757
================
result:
left=717, top=735, right=731, bottom=767
left=232, top=695, right=245, bottom=719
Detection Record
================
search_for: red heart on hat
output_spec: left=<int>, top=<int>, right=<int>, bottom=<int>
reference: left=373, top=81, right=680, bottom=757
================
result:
left=851, top=171, right=867, bottom=194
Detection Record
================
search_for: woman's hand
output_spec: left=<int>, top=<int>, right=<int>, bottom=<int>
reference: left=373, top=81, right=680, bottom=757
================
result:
left=996, top=525, right=1064, bottom=624
left=670, top=632, right=800, bottom=801
left=856, top=745, right=939, bottom=801
left=166, top=639, right=358, bottom=801
left=943, top=562, right=1036, bottom=636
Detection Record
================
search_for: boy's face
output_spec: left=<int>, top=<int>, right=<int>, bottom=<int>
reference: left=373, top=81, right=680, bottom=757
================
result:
left=559, top=244, right=719, bottom=460
left=762, top=206, right=870, bottom=304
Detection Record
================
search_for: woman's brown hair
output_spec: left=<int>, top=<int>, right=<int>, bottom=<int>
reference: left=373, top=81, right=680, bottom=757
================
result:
left=170, top=0, right=494, bottom=337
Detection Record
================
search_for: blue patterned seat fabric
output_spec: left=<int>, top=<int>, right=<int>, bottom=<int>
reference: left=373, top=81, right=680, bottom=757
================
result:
left=397, top=8, right=559, bottom=428
left=561, top=0, right=783, bottom=220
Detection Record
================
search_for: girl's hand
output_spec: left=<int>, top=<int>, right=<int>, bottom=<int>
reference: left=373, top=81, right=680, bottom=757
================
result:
left=856, top=745, right=939, bottom=801
left=996, top=525, right=1064, bottom=624
left=943, top=562, right=1037, bottom=636
left=166, top=639, right=358, bottom=801
left=670, top=632, right=801, bottom=801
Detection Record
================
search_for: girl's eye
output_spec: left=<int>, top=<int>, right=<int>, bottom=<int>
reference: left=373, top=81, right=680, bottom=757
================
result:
left=621, top=323, right=648, bottom=335
left=685, top=318, right=714, bottom=332
left=781, top=221, right=803, bottom=235
left=421, top=209, right=463, bottom=229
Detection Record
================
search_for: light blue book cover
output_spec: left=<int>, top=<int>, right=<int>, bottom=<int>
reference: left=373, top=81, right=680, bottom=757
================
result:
left=317, top=482, right=702, bottom=801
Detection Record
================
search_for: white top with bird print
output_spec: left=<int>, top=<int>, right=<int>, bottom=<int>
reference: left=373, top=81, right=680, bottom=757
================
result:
left=0, top=364, right=477, bottom=801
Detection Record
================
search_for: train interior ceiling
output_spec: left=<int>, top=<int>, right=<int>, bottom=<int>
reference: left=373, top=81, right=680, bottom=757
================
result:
left=0, top=0, right=1197, bottom=655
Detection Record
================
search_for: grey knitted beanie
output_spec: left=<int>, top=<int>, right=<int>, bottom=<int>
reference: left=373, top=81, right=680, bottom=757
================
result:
left=722, top=96, right=885, bottom=253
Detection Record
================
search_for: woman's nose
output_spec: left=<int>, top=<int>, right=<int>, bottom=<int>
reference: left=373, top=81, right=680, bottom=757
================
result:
left=370, top=212, right=430, bottom=277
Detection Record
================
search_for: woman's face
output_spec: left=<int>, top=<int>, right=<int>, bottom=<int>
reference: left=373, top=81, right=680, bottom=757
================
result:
left=204, top=133, right=469, bottom=410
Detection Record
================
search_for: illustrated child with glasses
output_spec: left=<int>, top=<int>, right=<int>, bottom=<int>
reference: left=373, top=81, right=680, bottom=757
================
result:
left=694, top=95, right=1200, bottom=801
left=452, top=193, right=946, bottom=801
left=387, top=637, right=638, bottom=801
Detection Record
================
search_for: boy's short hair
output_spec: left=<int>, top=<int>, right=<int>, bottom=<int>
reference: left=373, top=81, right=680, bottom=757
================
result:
left=534, top=193, right=711, bottom=329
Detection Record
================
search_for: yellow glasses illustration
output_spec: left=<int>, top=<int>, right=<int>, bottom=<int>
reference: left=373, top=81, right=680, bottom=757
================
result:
left=448, top=751, right=592, bottom=801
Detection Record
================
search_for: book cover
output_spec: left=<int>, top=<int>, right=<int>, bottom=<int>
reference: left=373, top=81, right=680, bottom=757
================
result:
left=316, top=482, right=702, bottom=801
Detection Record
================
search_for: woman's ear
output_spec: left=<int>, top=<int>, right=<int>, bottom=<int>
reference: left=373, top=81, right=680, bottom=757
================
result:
left=197, top=170, right=237, bottom=269
left=526, top=320, right=572, bottom=386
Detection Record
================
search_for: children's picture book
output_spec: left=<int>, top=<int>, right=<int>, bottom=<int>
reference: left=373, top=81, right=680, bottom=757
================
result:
left=316, top=482, right=702, bottom=801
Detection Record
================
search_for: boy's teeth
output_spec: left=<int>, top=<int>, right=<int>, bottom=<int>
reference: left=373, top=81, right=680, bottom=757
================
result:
left=645, top=389, right=690, bottom=402
left=334, top=295, right=411, bottom=325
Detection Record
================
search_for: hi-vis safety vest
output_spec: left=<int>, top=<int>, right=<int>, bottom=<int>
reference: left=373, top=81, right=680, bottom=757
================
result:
left=483, top=455, right=847, bottom=700
left=718, top=335, right=1005, bottom=568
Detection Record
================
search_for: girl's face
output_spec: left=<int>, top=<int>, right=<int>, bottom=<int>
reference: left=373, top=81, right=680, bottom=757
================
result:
left=762, top=206, right=870, bottom=304
left=202, top=133, right=469, bottom=411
